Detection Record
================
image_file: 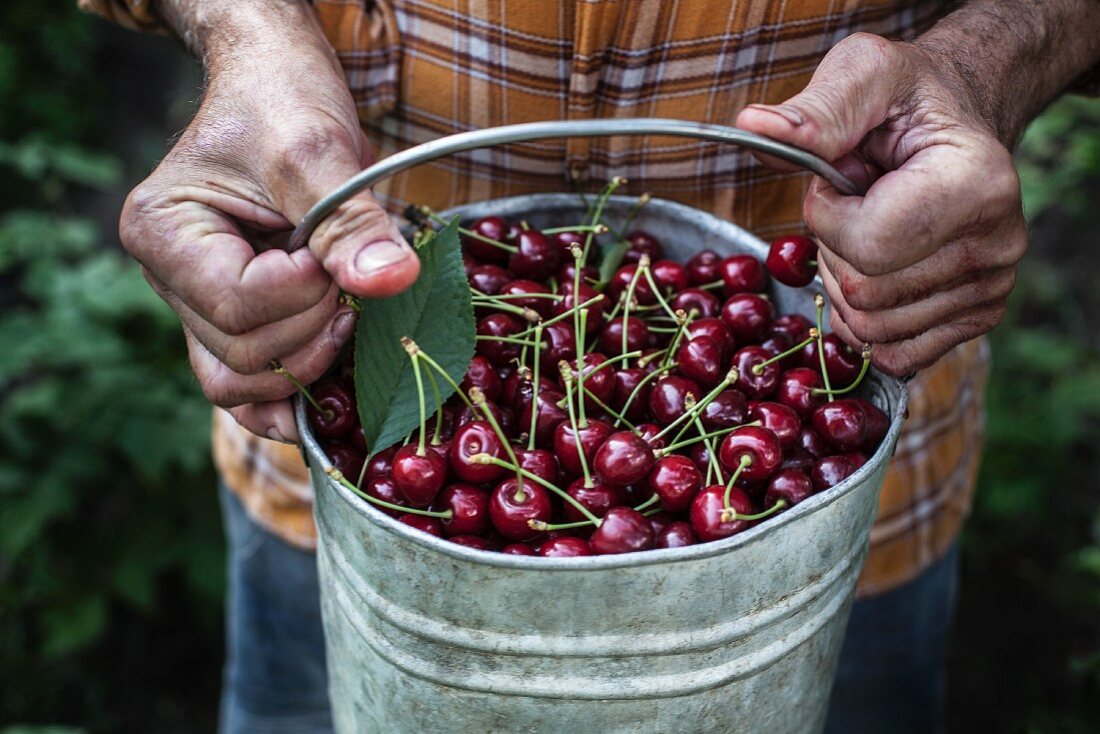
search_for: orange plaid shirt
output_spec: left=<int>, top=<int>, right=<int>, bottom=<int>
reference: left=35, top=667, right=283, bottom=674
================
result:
left=83, top=0, right=987, bottom=597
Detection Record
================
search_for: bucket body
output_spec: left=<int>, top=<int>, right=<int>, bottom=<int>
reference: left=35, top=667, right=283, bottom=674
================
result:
left=300, top=194, right=908, bottom=734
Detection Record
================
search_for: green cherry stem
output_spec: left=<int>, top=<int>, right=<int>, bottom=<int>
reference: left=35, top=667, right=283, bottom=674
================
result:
left=721, top=500, right=787, bottom=524
left=411, top=344, right=474, bottom=409
left=560, top=363, right=594, bottom=486
left=585, top=387, right=636, bottom=430
left=542, top=224, right=609, bottom=235
left=751, top=330, right=819, bottom=375
left=660, top=309, right=692, bottom=371
left=469, top=386, right=525, bottom=497
left=582, top=176, right=625, bottom=263
left=271, top=360, right=333, bottom=420
left=424, top=367, right=445, bottom=445
left=722, top=455, right=753, bottom=512
left=641, top=266, right=680, bottom=322
left=421, top=206, right=518, bottom=253
left=654, top=368, right=739, bottom=442
left=618, top=363, right=670, bottom=421
left=527, top=325, right=544, bottom=450
left=472, top=454, right=602, bottom=525
left=633, top=493, right=660, bottom=513
left=404, top=341, right=429, bottom=455
left=529, top=518, right=597, bottom=532
left=813, top=346, right=873, bottom=395
left=814, top=294, right=835, bottom=402
left=697, top=279, right=724, bottom=291
left=512, top=294, right=605, bottom=340
left=328, top=467, right=453, bottom=520
left=694, top=416, right=724, bottom=485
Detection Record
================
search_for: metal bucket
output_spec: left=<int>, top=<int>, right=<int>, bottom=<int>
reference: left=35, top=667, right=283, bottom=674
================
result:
left=293, top=121, right=908, bottom=734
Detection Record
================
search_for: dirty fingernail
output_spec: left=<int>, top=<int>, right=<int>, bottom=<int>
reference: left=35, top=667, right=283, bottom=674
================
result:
left=354, top=240, right=409, bottom=275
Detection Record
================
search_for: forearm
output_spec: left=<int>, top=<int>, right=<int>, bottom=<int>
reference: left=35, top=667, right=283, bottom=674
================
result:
left=916, top=0, right=1100, bottom=145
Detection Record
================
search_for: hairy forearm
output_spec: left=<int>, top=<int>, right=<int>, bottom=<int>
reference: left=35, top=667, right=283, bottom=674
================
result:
left=917, top=0, right=1100, bottom=145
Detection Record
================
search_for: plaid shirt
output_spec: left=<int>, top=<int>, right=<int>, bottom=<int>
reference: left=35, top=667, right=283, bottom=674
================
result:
left=83, top=0, right=987, bottom=597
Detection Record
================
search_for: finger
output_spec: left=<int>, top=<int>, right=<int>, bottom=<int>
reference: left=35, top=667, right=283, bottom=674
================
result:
left=264, top=122, right=421, bottom=299
left=805, top=140, right=1021, bottom=276
left=736, top=33, right=904, bottom=167
left=184, top=309, right=353, bottom=407
left=819, top=257, right=1016, bottom=344
left=121, top=186, right=333, bottom=335
left=145, top=268, right=347, bottom=375
left=228, top=400, right=299, bottom=444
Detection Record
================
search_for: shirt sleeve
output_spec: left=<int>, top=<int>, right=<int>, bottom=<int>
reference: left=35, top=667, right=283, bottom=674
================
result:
left=77, top=0, right=163, bottom=32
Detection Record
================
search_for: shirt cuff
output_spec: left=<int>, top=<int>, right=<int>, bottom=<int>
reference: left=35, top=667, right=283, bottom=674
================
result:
left=77, top=0, right=163, bottom=33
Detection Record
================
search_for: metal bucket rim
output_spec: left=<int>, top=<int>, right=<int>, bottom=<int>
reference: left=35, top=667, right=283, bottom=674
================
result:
left=298, top=192, right=909, bottom=570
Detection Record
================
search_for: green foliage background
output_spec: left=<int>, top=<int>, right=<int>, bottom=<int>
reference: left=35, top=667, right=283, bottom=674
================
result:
left=0, top=2, right=1097, bottom=732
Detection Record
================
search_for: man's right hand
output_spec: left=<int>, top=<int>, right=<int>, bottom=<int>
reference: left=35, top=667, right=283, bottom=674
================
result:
left=120, top=1, right=419, bottom=443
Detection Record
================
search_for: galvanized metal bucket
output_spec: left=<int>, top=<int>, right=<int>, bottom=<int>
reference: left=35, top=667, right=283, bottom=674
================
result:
left=294, top=121, right=907, bottom=734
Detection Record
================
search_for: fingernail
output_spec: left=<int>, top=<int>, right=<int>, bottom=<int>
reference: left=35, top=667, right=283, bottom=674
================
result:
left=266, top=426, right=289, bottom=443
left=748, top=103, right=804, bottom=127
left=354, top=240, right=409, bottom=275
left=333, top=309, right=357, bottom=343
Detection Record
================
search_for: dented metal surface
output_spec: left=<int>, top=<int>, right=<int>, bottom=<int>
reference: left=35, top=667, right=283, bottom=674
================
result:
left=299, top=195, right=909, bottom=734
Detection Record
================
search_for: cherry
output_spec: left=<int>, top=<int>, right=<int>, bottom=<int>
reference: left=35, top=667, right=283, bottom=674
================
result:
left=647, top=454, right=702, bottom=512
left=733, top=346, right=781, bottom=399
left=718, top=425, right=783, bottom=481
left=476, top=313, right=525, bottom=367
left=508, top=229, right=560, bottom=280
left=538, top=322, right=577, bottom=369
left=764, top=469, right=814, bottom=510
left=539, top=536, right=593, bottom=557
left=634, top=423, right=667, bottom=452
left=688, top=442, right=712, bottom=475
left=648, top=375, right=701, bottom=426
left=770, top=313, right=814, bottom=344
left=365, top=446, right=397, bottom=480
left=607, top=264, right=656, bottom=305
left=593, top=431, right=655, bottom=486
left=462, top=216, right=511, bottom=264
left=558, top=261, right=599, bottom=286
left=801, top=334, right=862, bottom=385
left=552, top=229, right=586, bottom=255
left=839, top=451, right=869, bottom=470
left=747, top=401, right=801, bottom=448
left=437, top=484, right=490, bottom=537
left=685, top=317, right=735, bottom=361
left=498, top=279, right=554, bottom=318
left=461, top=355, right=502, bottom=403
left=590, top=507, right=654, bottom=554
left=650, top=260, right=689, bottom=295
left=780, top=448, right=817, bottom=474
left=501, top=371, right=555, bottom=414
left=391, top=444, right=447, bottom=507
left=307, top=382, right=358, bottom=439
left=398, top=513, right=444, bottom=537
left=563, top=477, right=628, bottom=523
left=798, top=426, right=831, bottom=458
left=685, top=249, right=722, bottom=286
left=690, top=485, right=756, bottom=541
left=327, top=443, right=366, bottom=483
left=721, top=293, right=775, bottom=344
left=624, top=230, right=664, bottom=263
left=719, top=254, right=769, bottom=294
left=676, top=336, right=723, bottom=388
left=612, top=367, right=651, bottom=421
left=489, top=478, right=552, bottom=541
left=455, top=402, right=514, bottom=438
left=554, top=418, right=613, bottom=477
left=449, top=535, right=493, bottom=551
left=670, top=288, right=720, bottom=319
left=775, top=367, right=826, bottom=419
left=364, top=476, right=405, bottom=517
left=514, top=448, right=559, bottom=485
left=559, top=354, right=615, bottom=407
left=812, top=399, right=868, bottom=451
left=700, top=389, right=748, bottom=429
left=766, top=235, right=818, bottom=287
left=467, top=264, right=512, bottom=295
left=851, top=398, right=889, bottom=452
left=519, top=390, right=569, bottom=446
left=599, top=317, right=649, bottom=355
left=501, top=543, right=536, bottom=556
left=810, top=456, right=856, bottom=492
left=554, top=281, right=606, bottom=334
left=656, top=522, right=698, bottom=548
left=646, top=511, right=675, bottom=536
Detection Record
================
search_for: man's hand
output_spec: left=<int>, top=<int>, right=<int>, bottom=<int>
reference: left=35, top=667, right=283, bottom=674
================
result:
left=737, top=1, right=1100, bottom=376
left=119, top=1, right=418, bottom=441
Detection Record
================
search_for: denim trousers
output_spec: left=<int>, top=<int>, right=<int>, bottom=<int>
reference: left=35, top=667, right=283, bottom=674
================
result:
left=218, top=484, right=959, bottom=734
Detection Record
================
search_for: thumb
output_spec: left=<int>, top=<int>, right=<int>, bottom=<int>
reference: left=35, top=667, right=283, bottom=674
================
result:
left=736, top=33, right=904, bottom=169
left=271, top=124, right=420, bottom=299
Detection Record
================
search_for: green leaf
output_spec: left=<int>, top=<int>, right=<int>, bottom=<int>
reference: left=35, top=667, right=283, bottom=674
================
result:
left=353, top=218, right=475, bottom=458
left=598, top=238, right=631, bottom=283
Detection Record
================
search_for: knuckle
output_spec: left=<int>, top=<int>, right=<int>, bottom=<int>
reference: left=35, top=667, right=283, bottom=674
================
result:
left=273, top=121, right=355, bottom=180
left=222, top=340, right=274, bottom=376
left=208, top=292, right=255, bottom=337
left=313, top=199, right=395, bottom=258
left=119, top=182, right=163, bottom=256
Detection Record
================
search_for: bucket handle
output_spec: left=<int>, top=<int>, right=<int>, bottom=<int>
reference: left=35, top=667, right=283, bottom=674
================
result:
left=285, top=118, right=864, bottom=253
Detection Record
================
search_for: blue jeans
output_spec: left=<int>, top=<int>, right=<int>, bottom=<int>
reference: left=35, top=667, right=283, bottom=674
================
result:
left=218, top=485, right=959, bottom=733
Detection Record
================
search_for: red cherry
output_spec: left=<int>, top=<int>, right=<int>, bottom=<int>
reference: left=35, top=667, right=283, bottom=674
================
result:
left=509, top=229, right=560, bottom=280
left=448, top=420, right=506, bottom=483
left=656, top=522, right=698, bottom=549
left=733, top=346, right=781, bottom=399
left=685, top=249, right=722, bottom=285
left=364, top=476, right=405, bottom=517
left=623, top=230, right=664, bottom=263
left=554, top=281, right=606, bottom=334
left=461, top=355, right=502, bottom=403
left=462, top=216, right=510, bottom=264
left=775, top=368, right=826, bottom=419
left=839, top=451, right=869, bottom=470
left=670, top=288, right=720, bottom=319
left=700, top=389, right=748, bottom=430
left=467, top=264, right=512, bottom=295
left=685, top=317, right=735, bottom=361
left=593, top=431, right=655, bottom=486
left=558, top=261, right=599, bottom=286
left=688, top=442, right=712, bottom=475
left=519, top=390, right=569, bottom=446
left=719, top=254, right=769, bottom=294
left=634, top=423, right=667, bottom=452
left=489, top=478, right=552, bottom=541
left=770, top=314, right=814, bottom=344
left=801, top=334, right=862, bottom=385
left=721, top=293, right=775, bottom=344
left=717, top=426, right=783, bottom=481
left=599, top=316, right=649, bottom=355
left=646, top=511, right=675, bottom=536
left=764, top=469, right=814, bottom=511
left=766, top=235, right=818, bottom=287
left=539, top=536, right=593, bottom=557
left=514, top=448, right=559, bottom=485
left=780, top=448, right=817, bottom=474
left=812, top=399, right=869, bottom=451
left=647, top=455, right=702, bottom=512
left=590, top=507, right=655, bottom=554
left=398, top=513, right=444, bottom=536
left=810, top=456, right=856, bottom=492
left=438, top=484, right=490, bottom=537
left=498, top=279, right=553, bottom=318
left=391, top=444, right=447, bottom=507
left=676, top=336, right=723, bottom=388
left=538, top=322, right=577, bottom=370
left=364, top=447, right=396, bottom=481
left=650, top=260, right=689, bottom=295
left=448, top=534, right=492, bottom=550
left=607, top=264, right=656, bottom=305
left=553, top=419, right=614, bottom=477
left=798, top=427, right=831, bottom=458
left=563, top=477, right=627, bottom=523
left=476, top=313, right=525, bottom=367
left=648, top=375, right=702, bottom=426
left=327, top=443, right=366, bottom=483
left=559, top=354, right=616, bottom=408
left=308, top=382, right=358, bottom=439
left=501, top=543, right=536, bottom=556
left=690, top=485, right=755, bottom=541
left=851, top=398, right=889, bottom=452
left=501, top=371, right=555, bottom=415
left=746, top=401, right=801, bottom=448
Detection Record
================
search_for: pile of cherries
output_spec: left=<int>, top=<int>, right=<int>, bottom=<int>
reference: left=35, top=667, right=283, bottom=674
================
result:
left=307, top=203, right=888, bottom=558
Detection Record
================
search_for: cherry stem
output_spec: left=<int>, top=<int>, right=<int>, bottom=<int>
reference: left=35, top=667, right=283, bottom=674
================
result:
left=751, top=331, right=819, bottom=374
left=660, top=310, right=692, bottom=371
left=641, top=266, right=680, bottom=323
left=620, top=255, right=647, bottom=367
left=615, top=191, right=650, bottom=237
left=653, top=369, right=739, bottom=442
left=576, top=309, right=589, bottom=427
left=814, top=294, right=835, bottom=402
left=527, top=325, right=544, bottom=451
left=697, top=279, right=724, bottom=291
left=271, top=361, right=334, bottom=420
left=421, top=206, right=518, bottom=252
left=618, top=364, right=669, bottom=421
left=541, top=224, right=608, bottom=235
left=529, top=518, right=596, bottom=532
left=582, top=176, right=624, bottom=264
left=471, top=290, right=565, bottom=302
left=475, top=334, right=540, bottom=347
left=338, top=292, right=362, bottom=312
left=472, top=297, right=539, bottom=322
left=511, top=294, right=605, bottom=340
left=584, top=387, right=636, bottom=430
left=660, top=422, right=760, bottom=455
left=327, top=467, right=453, bottom=520
left=722, top=455, right=752, bottom=510
left=694, top=416, right=724, bottom=485
left=721, top=499, right=787, bottom=524
left=633, top=493, right=660, bottom=512
left=469, top=386, right=525, bottom=499
left=413, top=347, right=474, bottom=409
left=559, top=364, right=593, bottom=486
left=814, top=347, right=872, bottom=395
left=424, top=367, right=444, bottom=446
left=474, top=454, right=601, bottom=525
left=405, top=345, right=429, bottom=455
